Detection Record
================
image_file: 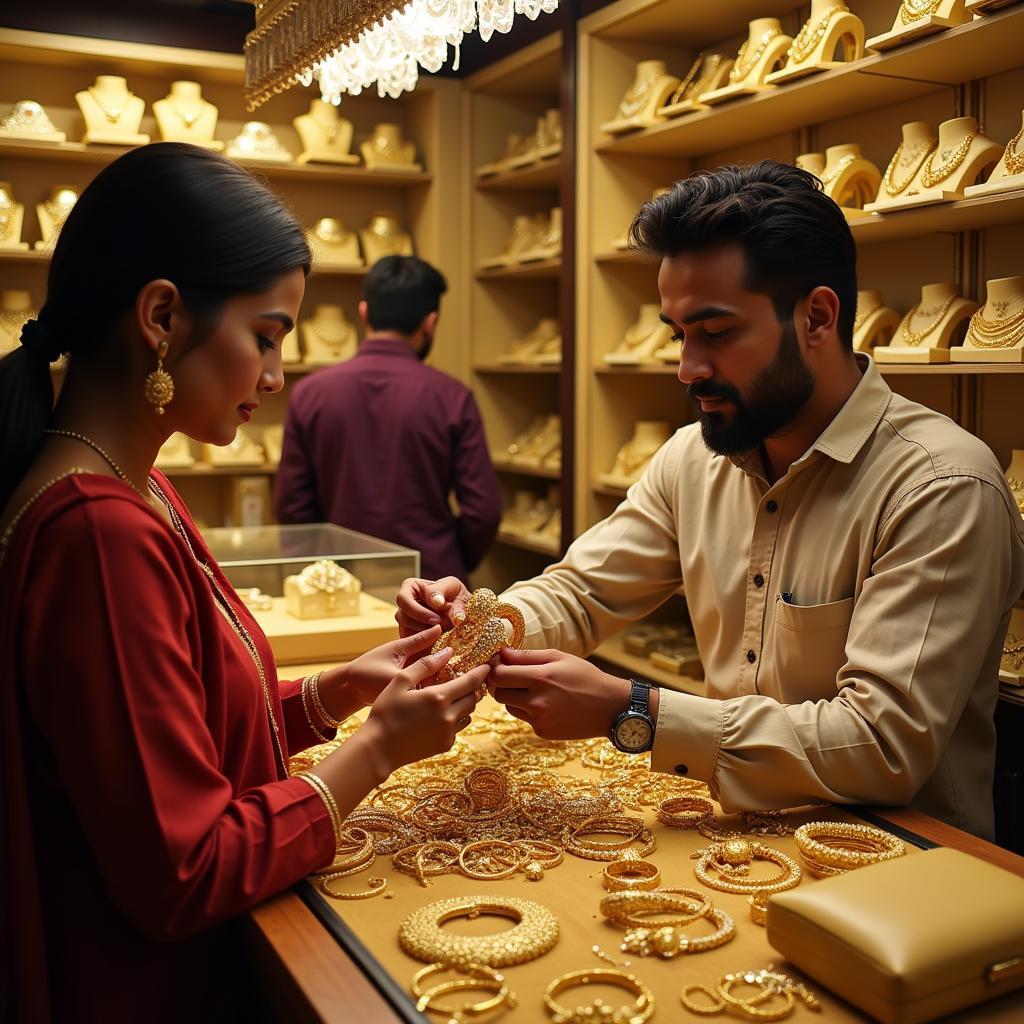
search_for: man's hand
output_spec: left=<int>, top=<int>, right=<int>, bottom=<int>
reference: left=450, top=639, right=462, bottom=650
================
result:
left=395, top=576, right=471, bottom=637
left=488, top=648, right=634, bottom=741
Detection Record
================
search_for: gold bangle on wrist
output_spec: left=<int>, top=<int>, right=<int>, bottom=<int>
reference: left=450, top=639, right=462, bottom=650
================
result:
left=603, top=858, right=661, bottom=892
left=544, top=969, right=654, bottom=1024
left=793, top=821, right=905, bottom=877
left=308, top=670, right=342, bottom=730
left=296, top=771, right=344, bottom=850
left=300, top=675, right=331, bottom=743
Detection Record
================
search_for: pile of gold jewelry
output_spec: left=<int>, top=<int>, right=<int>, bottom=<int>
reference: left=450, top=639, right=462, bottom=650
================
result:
left=793, top=821, right=905, bottom=877
left=682, top=965, right=820, bottom=1020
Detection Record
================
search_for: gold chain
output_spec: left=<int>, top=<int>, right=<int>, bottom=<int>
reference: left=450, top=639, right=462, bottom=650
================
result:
left=920, top=130, right=978, bottom=188
left=788, top=4, right=849, bottom=64
left=1004, top=631, right=1024, bottom=670
left=42, top=429, right=148, bottom=499
left=1002, top=124, right=1024, bottom=177
left=667, top=56, right=703, bottom=105
left=1008, top=477, right=1024, bottom=518
left=901, top=295, right=956, bottom=346
left=0, top=186, right=15, bottom=241
left=618, top=72, right=660, bottom=117
left=853, top=295, right=882, bottom=333
left=882, top=138, right=937, bottom=196
left=0, top=309, right=30, bottom=337
left=817, top=153, right=857, bottom=186
left=308, top=319, right=353, bottom=357
left=730, top=28, right=781, bottom=82
left=964, top=304, right=1024, bottom=349
left=899, top=0, right=942, bottom=24
left=168, top=98, right=204, bottom=129
left=0, top=469, right=88, bottom=559
left=42, top=188, right=78, bottom=236
left=87, top=85, right=134, bottom=124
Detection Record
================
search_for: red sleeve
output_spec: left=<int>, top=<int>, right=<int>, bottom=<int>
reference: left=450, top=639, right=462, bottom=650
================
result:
left=279, top=676, right=338, bottom=753
left=22, top=495, right=336, bottom=941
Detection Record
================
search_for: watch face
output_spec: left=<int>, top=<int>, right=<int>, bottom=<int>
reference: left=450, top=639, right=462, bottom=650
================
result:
left=614, top=714, right=653, bottom=753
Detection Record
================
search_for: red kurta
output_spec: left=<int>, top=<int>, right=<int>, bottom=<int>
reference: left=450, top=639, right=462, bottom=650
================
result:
left=1, top=471, right=336, bottom=1023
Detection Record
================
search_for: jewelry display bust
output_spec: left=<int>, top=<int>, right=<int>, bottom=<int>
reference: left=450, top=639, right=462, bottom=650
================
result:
left=481, top=212, right=547, bottom=269
left=658, top=54, right=733, bottom=118
left=263, top=425, right=284, bottom=466
left=203, top=426, right=265, bottom=466
left=504, top=414, right=561, bottom=468
left=867, top=0, right=969, bottom=52
left=500, top=490, right=540, bottom=538
left=852, top=290, right=901, bottom=353
left=605, top=303, right=673, bottom=365
left=873, top=281, right=976, bottom=363
left=1004, top=450, right=1024, bottom=521
left=476, top=132, right=532, bottom=178
left=599, top=421, right=671, bottom=488
left=951, top=276, right=1024, bottom=364
left=965, top=110, right=1024, bottom=199
left=35, top=185, right=78, bottom=250
left=280, top=327, right=301, bottom=365
left=0, top=289, right=35, bottom=356
left=767, top=0, right=865, bottom=84
left=75, top=76, right=148, bottom=146
left=0, top=181, right=28, bottom=250
left=0, top=99, right=65, bottom=143
left=867, top=117, right=1000, bottom=208
left=499, top=318, right=560, bottom=364
left=613, top=187, right=671, bottom=250
left=153, top=81, right=223, bottom=150
left=226, top=121, right=292, bottom=163
left=867, top=121, right=937, bottom=210
left=301, top=304, right=358, bottom=366
left=306, top=217, right=363, bottom=269
left=359, top=212, right=414, bottom=265
left=360, top=123, right=420, bottom=171
left=815, top=143, right=882, bottom=215
left=520, top=207, right=561, bottom=262
left=533, top=108, right=562, bottom=159
left=155, top=432, right=195, bottom=468
left=702, top=19, right=793, bottom=104
left=796, top=152, right=827, bottom=176
left=601, top=60, right=681, bottom=135
left=294, top=99, right=358, bottom=165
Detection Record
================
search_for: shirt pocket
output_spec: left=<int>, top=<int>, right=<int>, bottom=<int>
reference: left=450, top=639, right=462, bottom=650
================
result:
left=767, top=595, right=854, bottom=702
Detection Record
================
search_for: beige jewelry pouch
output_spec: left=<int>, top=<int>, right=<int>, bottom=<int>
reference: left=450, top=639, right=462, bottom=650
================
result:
left=766, top=847, right=1024, bottom=1023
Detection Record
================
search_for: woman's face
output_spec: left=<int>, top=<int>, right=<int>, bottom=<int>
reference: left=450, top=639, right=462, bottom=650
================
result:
left=168, top=267, right=305, bottom=445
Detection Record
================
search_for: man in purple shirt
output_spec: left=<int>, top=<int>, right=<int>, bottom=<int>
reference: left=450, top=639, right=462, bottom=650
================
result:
left=274, top=256, right=501, bottom=583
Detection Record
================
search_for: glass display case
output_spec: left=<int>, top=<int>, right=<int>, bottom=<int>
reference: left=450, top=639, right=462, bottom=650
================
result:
left=201, top=523, right=420, bottom=665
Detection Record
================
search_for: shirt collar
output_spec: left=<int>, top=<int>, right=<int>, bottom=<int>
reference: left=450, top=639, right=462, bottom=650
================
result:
left=357, top=336, right=419, bottom=360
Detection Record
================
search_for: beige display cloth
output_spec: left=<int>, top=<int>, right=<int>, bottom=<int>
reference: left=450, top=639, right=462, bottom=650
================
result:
left=288, top=697, right=1024, bottom=1023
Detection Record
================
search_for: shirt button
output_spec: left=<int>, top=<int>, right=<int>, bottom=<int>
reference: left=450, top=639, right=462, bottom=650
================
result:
left=674, top=764, right=689, bottom=776
left=753, top=574, right=764, bottom=588
left=746, top=650, right=757, bottom=663
left=766, top=500, right=778, bottom=513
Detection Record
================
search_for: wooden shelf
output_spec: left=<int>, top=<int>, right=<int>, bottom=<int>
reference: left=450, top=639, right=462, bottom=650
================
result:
left=476, top=155, right=561, bottom=190
left=595, top=362, right=677, bottom=374
left=878, top=362, right=1024, bottom=375
left=592, top=635, right=704, bottom=695
left=161, top=465, right=277, bottom=477
left=594, top=7, right=1024, bottom=158
left=474, top=363, right=561, bottom=374
left=0, top=248, right=48, bottom=262
left=492, top=457, right=561, bottom=479
left=595, top=248, right=648, bottom=265
left=495, top=534, right=561, bottom=557
left=475, top=258, right=562, bottom=280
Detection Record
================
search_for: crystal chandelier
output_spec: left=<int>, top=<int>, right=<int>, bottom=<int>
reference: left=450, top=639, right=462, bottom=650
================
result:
left=245, top=0, right=559, bottom=110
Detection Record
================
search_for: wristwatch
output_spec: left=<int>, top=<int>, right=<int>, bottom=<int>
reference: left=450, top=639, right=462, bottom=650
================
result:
left=609, top=679, right=656, bottom=754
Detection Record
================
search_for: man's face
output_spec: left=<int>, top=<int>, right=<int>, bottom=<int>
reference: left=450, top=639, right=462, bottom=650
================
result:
left=658, top=244, right=815, bottom=455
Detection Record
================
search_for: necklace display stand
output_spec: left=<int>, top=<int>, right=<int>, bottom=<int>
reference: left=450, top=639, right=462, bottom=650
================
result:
left=306, top=217, right=363, bottom=269
left=294, top=100, right=358, bottom=165
left=950, top=276, right=1024, bottom=363
left=263, top=425, right=284, bottom=466
left=360, top=212, right=414, bottom=264
left=520, top=208, right=561, bottom=262
left=701, top=20, right=792, bottom=105
left=34, top=185, right=78, bottom=250
left=155, top=433, right=195, bottom=468
left=965, top=110, right=1024, bottom=198
left=866, top=121, right=937, bottom=210
left=873, top=282, right=976, bottom=363
left=0, top=99, right=65, bottom=143
left=481, top=213, right=547, bottom=269
left=814, top=143, right=881, bottom=220
left=601, top=60, right=681, bottom=134
left=153, top=81, right=223, bottom=150
left=767, top=0, right=865, bottom=84
left=0, top=181, right=29, bottom=250
left=605, top=303, right=673, bottom=365
left=796, top=152, right=826, bottom=176
left=852, top=290, right=901, bottom=353
left=867, top=0, right=969, bottom=52
left=0, top=289, right=34, bottom=355
left=658, top=54, right=732, bottom=118
left=76, top=75, right=148, bottom=145
left=226, top=121, right=292, bottom=163
left=499, top=318, right=560, bottom=364
left=203, top=426, right=265, bottom=466
left=599, top=421, right=671, bottom=488
left=301, top=305, right=358, bottom=366
left=360, top=123, right=421, bottom=172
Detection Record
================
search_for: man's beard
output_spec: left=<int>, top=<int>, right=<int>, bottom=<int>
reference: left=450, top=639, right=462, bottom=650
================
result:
left=417, top=329, right=434, bottom=362
left=689, top=319, right=815, bottom=456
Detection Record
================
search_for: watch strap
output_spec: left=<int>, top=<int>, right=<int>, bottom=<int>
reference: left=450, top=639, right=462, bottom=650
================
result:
left=629, top=678, right=651, bottom=715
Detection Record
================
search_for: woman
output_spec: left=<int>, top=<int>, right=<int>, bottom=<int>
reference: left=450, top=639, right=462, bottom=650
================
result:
left=0, top=143, right=487, bottom=1022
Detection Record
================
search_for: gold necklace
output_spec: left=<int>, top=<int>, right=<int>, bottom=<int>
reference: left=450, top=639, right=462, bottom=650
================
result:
left=818, top=153, right=857, bottom=187
left=149, top=476, right=288, bottom=777
left=853, top=296, right=882, bottom=333
left=43, top=187, right=78, bottom=235
left=309, top=319, right=352, bottom=357
left=0, top=468, right=89, bottom=559
left=1004, top=631, right=1024, bottom=670
left=667, top=57, right=702, bottom=105
left=730, top=28, right=781, bottom=83
left=0, top=187, right=15, bottom=241
left=901, top=295, right=956, bottom=346
left=370, top=132, right=398, bottom=159
left=882, top=138, right=936, bottom=196
left=0, top=308, right=31, bottom=337
left=1001, top=124, right=1024, bottom=177
left=168, top=96, right=204, bottom=129
left=788, top=4, right=849, bottom=64
left=964, top=304, right=1024, bottom=349
left=42, top=428, right=150, bottom=500
left=920, top=130, right=978, bottom=188
left=1007, top=478, right=1024, bottom=519
left=87, top=85, right=134, bottom=124
left=618, top=71, right=660, bottom=117
left=313, top=219, right=352, bottom=246
left=900, top=0, right=942, bottom=24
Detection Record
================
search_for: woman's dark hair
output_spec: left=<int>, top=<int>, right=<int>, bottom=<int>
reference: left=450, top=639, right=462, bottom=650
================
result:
left=629, top=160, right=857, bottom=350
left=0, top=142, right=310, bottom=510
left=363, top=255, right=448, bottom=336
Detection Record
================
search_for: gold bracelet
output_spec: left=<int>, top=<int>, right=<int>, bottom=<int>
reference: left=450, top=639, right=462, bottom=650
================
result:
left=657, top=796, right=715, bottom=829
left=600, top=887, right=711, bottom=928
left=543, top=969, right=654, bottom=1024
left=691, top=840, right=801, bottom=896
left=411, top=964, right=517, bottom=1019
left=300, top=675, right=331, bottom=743
left=603, top=859, right=661, bottom=892
left=459, top=840, right=522, bottom=880
left=393, top=841, right=461, bottom=886
left=319, top=875, right=388, bottom=900
left=295, top=771, right=344, bottom=849
left=399, top=896, right=559, bottom=968
left=564, top=816, right=656, bottom=861
left=794, top=821, right=905, bottom=877
left=621, top=907, right=736, bottom=957
left=748, top=892, right=769, bottom=926
left=308, top=670, right=342, bottom=730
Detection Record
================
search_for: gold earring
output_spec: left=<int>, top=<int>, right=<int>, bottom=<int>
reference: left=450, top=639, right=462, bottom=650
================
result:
left=144, top=340, right=174, bottom=415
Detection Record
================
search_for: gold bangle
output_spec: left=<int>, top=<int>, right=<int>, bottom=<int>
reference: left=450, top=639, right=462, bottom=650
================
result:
left=543, top=969, right=654, bottom=1024
left=514, top=839, right=563, bottom=869
left=794, top=821, right=905, bottom=877
left=564, top=816, right=656, bottom=862
left=411, top=964, right=517, bottom=1019
left=748, top=892, right=769, bottom=926
left=300, top=675, right=331, bottom=743
left=600, top=887, right=711, bottom=928
left=719, top=975, right=794, bottom=1021
left=399, top=896, right=559, bottom=968
left=319, top=875, right=388, bottom=900
left=295, top=771, right=344, bottom=850
left=458, top=840, right=522, bottom=880
left=620, top=907, right=736, bottom=957
left=308, top=670, right=342, bottom=730
left=657, top=796, right=715, bottom=829
left=691, top=839, right=801, bottom=896
left=392, top=841, right=461, bottom=886
left=603, top=859, right=661, bottom=892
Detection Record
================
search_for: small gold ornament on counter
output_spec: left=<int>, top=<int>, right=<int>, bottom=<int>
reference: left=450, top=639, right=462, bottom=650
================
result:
left=793, top=821, right=905, bottom=878
left=284, top=559, right=361, bottom=619
left=681, top=965, right=820, bottom=1020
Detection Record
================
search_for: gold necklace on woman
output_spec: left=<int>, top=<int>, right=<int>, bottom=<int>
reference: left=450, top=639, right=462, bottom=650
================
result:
left=882, top=138, right=936, bottom=196
left=788, top=4, right=849, bottom=65
left=42, top=428, right=150, bottom=500
left=730, top=28, right=781, bottom=83
left=87, top=85, right=134, bottom=124
left=965, top=304, right=1024, bottom=350
left=920, top=130, right=978, bottom=188
left=901, top=295, right=956, bottom=346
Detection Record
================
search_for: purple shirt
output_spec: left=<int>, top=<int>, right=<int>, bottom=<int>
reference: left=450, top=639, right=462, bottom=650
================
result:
left=274, top=338, right=501, bottom=582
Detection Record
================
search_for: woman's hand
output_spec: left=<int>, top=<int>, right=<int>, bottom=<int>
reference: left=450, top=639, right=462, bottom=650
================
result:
left=394, top=576, right=471, bottom=637
left=337, top=626, right=443, bottom=709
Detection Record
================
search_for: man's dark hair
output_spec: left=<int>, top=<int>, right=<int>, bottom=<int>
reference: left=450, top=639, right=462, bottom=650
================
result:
left=363, top=255, right=448, bottom=336
left=629, top=160, right=857, bottom=351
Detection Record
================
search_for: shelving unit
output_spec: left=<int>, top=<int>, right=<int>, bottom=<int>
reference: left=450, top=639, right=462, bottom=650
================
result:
left=474, top=257, right=561, bottom=280
left=0, top=27, right=463, bottom=528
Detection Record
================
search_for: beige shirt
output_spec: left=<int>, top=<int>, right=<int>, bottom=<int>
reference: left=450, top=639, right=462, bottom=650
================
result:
left=504, top=356, right=1024, bottom=838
